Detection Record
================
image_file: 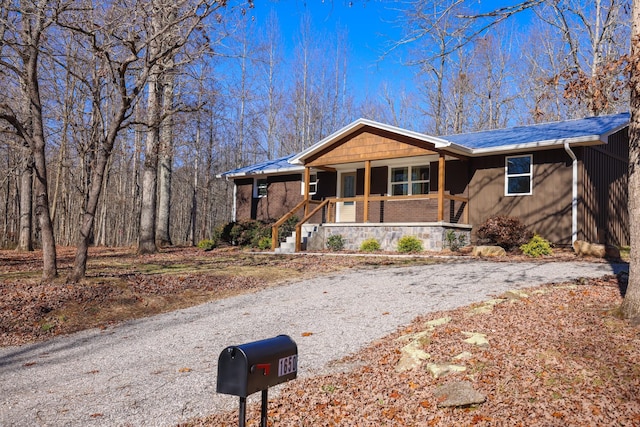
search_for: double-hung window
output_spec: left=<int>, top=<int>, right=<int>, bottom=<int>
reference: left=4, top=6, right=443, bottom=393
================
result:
left=301, top=173, right=318, bottom=195
left=505, top=155, right=532, bottom=196
left=390, top=165, right=430, bottom=196
left=254, top=178, right=268, bottom=198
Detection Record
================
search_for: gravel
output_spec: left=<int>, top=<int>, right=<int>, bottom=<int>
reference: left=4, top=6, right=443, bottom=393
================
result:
left=0, top=259, right=624, bottom=426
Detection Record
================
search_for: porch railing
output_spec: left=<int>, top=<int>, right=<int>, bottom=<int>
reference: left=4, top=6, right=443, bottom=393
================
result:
left=272, top=194, right=469, bottom=252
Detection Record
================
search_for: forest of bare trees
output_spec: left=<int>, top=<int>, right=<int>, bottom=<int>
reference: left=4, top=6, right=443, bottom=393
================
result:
left=0, top=1, right=631, bottom=280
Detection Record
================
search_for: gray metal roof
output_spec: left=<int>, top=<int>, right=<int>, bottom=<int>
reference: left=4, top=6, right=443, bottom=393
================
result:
left=220, top=112, right=629, bottom=178
left=218, top=154, right=303, bottom=178
left=443, top=112, right=629, bottom=149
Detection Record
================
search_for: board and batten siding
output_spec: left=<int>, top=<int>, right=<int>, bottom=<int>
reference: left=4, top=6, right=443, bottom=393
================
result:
left=579, top=128, right=629, bottom=246
left=468, top=149, right=574, bottom=245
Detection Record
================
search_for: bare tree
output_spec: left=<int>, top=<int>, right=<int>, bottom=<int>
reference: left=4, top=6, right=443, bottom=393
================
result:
left=0, top=0, right=65, bottom=280
left=156, top=65, right=175, bottom=247
left=59, top=0, right=228, bottom=278
left=16, top=149, right=33, bottom=251
left=621, top=2, right=640, bottom=319
left=534, top=0, right=629, bottom=115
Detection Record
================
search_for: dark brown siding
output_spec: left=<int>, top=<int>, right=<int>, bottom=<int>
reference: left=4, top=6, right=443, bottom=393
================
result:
left=235, top=178, right=254, bottom=221
left=468, top=149, right=573, bottom=244
left=234, top=174, right=304, bottom=221
left=315, top=171, right=337, bottom=199
left=579, top=128, right=629, bottom=246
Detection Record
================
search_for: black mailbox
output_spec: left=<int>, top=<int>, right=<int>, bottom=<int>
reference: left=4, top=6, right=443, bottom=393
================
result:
left=217, top=335, right=298, bottom=427
left=217, top=334, right=298, bottom=397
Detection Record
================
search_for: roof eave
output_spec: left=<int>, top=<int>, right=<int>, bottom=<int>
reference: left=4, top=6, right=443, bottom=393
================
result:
left=218, top=165, right=305, bottom=179
left=466, top=135, right=604, bottom=156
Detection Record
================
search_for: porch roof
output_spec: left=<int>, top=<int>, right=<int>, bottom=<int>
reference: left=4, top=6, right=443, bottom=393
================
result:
left=289, top=118, right=462, bottom=165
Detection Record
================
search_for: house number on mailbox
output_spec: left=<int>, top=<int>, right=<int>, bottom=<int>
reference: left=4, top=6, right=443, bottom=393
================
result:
left=278, top=355, right=297, bottom=377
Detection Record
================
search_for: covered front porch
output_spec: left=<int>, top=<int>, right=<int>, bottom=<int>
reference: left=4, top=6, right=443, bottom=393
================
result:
left=271, top=120, right=471, bottom=252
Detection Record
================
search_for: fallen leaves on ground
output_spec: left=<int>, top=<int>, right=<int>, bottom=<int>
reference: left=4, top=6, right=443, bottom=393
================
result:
left=0, top=246, right=440, bottom=347
left=184, top=276, right=640, bottom=427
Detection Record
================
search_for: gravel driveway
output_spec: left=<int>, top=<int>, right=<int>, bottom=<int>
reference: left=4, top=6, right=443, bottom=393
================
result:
left=0, top=259, right=624, bottom=426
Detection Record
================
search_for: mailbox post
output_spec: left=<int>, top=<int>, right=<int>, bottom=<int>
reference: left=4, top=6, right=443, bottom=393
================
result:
left=217, top=335, right=298, bottom=427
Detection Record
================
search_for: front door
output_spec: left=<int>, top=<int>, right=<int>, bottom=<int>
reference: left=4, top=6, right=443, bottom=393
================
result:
left=338, top=172, right=356, bottom=222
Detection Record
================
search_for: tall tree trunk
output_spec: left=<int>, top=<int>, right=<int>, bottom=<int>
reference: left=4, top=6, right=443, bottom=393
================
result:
left=26, top=41, right=57, bottom=280
left=189, top=127, right=199, bottom=246
left=621, top=0, right=640, bottom=319
left=68, top=109, right=126, bottom=282
left=32, top=139, right=57, bottom=280
left=138, top=72, right=161, bottom=254
left=16, top=151, right=33, bottom=251
left=156, top=71, right=174, bottom=247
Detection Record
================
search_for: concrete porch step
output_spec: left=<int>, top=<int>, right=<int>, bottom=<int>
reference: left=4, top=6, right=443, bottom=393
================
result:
left=275, top=224, right=319, bottom=253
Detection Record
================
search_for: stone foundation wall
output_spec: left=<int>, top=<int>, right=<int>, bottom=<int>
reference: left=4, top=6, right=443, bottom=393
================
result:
left=306, top=224, right=472, bottom=252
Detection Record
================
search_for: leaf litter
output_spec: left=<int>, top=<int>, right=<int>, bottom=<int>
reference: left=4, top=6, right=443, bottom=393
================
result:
left=0, top=246, right=438, bottom=347
left=184, top=275, right=640, bottom=427
left=2, top=247, right=638, bottom=425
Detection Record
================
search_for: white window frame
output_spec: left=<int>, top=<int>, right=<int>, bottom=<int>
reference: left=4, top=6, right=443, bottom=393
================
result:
left=300, top=172, right=318, bottom=196
left=505, top=154, right=533, bottom=196
left=254, top=177, right=268, bottom=198
left=388, top=164, right=430, bottom=196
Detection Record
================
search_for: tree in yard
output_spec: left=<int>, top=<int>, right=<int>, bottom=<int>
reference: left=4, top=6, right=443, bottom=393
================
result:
left=620, top=0, right=640, bottom=320
left=59, top=0, right=230, bottom=277
left=16, top=149, right=33, bottom=252
left=0, top=0, right=65, bottom=280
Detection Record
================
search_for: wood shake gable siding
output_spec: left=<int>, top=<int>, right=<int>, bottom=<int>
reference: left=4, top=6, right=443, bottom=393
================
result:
left=306, top=128, right=438, bottom=166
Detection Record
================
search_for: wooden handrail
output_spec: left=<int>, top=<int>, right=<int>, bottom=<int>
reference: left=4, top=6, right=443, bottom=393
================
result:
left=271, top=199, right=307, bottom=250
left=295, top=199, right=331, bottom=252
left=324, top=193, right=469, bottom=203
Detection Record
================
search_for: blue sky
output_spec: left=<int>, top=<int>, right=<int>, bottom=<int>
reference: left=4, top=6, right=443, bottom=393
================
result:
left=245, top=0, right=539, bottom=107
left=249, top=0, right=415, bottom=100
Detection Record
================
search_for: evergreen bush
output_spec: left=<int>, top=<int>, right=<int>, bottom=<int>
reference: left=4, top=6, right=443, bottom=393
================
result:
left=197, top=239, right=217, bottom=251
left=397, top=236, right=423, bottom=253
left=520, top=234, right=553, bottom=257
left=360, top=238, right=381, bottom=252
left=327, top=234, right=345, bottom=251
left=257, top=236, right=273, bottom=250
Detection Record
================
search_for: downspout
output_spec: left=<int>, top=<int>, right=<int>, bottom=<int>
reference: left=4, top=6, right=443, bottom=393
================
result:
left=232, top=179, right=237, bottom=222
left=563, top=142, right=578, bottom=244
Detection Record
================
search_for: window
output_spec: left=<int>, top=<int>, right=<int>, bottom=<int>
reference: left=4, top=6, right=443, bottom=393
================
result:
left=254, top=178, right=268, bottom=198
left=505, top=155, right=532, bottom=196
left=301, top=173, right=318, bottom=195
left=390, top=165, right=430, bottom=196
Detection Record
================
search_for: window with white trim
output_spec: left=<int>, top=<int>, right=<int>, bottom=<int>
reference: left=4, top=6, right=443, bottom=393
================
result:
left=301, top=173, right=318, bottom=195
left=390, top=165, right=430, bottom=196
left=505, top=155, right=532, bottom=196
left=254, top=178, right=268, bottom=198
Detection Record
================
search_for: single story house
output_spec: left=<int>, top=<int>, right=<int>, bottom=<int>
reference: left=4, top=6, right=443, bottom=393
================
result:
left=219, top=113, right=629, bottom=252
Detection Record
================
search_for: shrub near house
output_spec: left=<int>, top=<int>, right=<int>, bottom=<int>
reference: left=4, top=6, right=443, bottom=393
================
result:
left=476, top=216, right=533, bottom=251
